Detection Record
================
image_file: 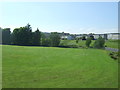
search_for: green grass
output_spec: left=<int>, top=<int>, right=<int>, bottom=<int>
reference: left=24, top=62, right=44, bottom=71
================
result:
left=60, top=40, right=76, bottom=45
left=78, top=40, right=95, bottom=47
left=105, top=39, right=119, bottom=49
left=2, top=45, right=118, bottom=88
left=78, top=40, right=86, bottom=47
left=60, top=40, right=95, bottom=47
left=61, top=39, right=119, bottom=49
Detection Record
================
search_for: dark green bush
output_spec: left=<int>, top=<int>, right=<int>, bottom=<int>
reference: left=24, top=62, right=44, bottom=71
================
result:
left=76, top=39, right=79, bottom=43
left=85, top=37, right=92, bottom=47
left=67, top=44, right=79, bottom=48
left=94, top=36, right=105, bottom=49
left=109, top=52, right=119, bottom=60
left=41, top=38, right=51, bottom=47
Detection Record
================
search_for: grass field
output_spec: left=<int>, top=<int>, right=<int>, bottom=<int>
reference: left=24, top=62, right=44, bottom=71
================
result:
left=105, top=40, right=119, bottom=49
left=60, top=39, right=119, bottom=49
left=2, top=45, right=118, bottom=88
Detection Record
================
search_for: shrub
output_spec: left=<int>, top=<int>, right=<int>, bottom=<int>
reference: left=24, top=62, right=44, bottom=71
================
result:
left=109, top=52, right=119, bottom=60
left=67, top=44, right=79, bottom=48
left=76, top=39, right=79, bottom=43
left=59, top=40, right=79, bottom=48
left=94, top=36, right=105, bottom=49
left=41, top=38, right=51, bottom=47
left=82, top=36, right=86, bottom=40
left=85, top=37, right=92, bottom=47
left=50, top=32, right=60, bottom=47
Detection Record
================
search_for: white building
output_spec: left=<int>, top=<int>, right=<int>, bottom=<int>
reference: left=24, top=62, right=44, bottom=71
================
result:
left=93, top=34, right=107, bottom=40
left=61, top=35, right=74, bottom=40
left=107, top=33, right=120, bottom=40
left=75, top=35, right=83, bottom=39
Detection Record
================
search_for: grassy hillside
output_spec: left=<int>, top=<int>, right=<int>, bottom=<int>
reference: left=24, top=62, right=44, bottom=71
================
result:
left=60, top=40, right=95, bottom=48
left=2, top=45, right=118, bottom=88
left=60, top=39, right=119, bottom=49
left=105, top=40, right=119, bottom=49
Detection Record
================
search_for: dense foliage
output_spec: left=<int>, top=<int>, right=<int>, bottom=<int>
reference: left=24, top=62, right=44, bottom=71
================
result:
left=2, top=28, right=11, bottom=45
left=2, top=24, right=60, bottom=47
left=50, top=32, right=60, bottom=47
left=11, top=24, right=41, bottom=46
left=31, top=28, right=41, bottom=46
left=82, top=36, right=86, bottom=40
left=85, top=37, right=92, bottom=47
left=94, top=36, right=105, bottom=48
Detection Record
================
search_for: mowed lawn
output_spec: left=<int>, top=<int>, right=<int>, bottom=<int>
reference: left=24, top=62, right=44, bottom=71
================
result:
left=105, top=40, right=119, bottom=49
left=60, top=39, right=119, bottom=49
left=2, top=45, right=118, bottom=88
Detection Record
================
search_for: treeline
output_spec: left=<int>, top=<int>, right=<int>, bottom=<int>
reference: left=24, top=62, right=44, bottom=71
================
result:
left=1, top=24, right=60, bottom=47
left=85, top=36, right=105, bottom=49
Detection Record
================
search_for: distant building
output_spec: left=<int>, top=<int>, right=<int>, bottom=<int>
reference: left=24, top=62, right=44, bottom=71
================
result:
left=107, top=33, right=120, bottom=40
left=61, top=35, right=68, bottom=40
left=93, top=34, right=108, bottom=40
left=46, top=32, right=120, bottom=40
left=75, top=34, right=83, bottom=39
left=61, top=35, right=74, bottom=40
left=91, top=33, right=120, bottom=40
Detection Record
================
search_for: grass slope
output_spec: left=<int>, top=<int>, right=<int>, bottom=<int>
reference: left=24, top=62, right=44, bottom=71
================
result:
left=105, top=40, right=119, bottom=49
left=60, top=40, right=95, bottom=48
left=60, top=39, right=119, bottom=49
left=2, top=45, right=118, bottom=88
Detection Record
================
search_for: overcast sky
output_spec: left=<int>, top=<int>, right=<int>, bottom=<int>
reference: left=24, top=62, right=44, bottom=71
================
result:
left=0, top=2, right=118, bottom=34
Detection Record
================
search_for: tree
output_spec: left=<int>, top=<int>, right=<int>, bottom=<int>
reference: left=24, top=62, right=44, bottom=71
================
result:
left=12, top=28, right=20, bottom=45
left=41, top=33, right=50, bottom=46
left=86, top=37, right=92, bottom=47
left=24, top=23, right=33, bottom=45
left=50, top=32, right=60, bottom=47
left=42, top=38, right=51, bottom=47
left=94, top=36, right=105, bottom=49
left=76, top=38, right=79, bottom=43
left=12, top=24, right=32, bottom=46
left=2, top=28, right=11, bottom=45
left=88, top=33, right=95, bottom=40
left=31, top=28, right=41, bottom=46
left=90, top=35, right=94, bottom=40
left=82, top=36, right=86, bottom=40
left=0, top=27, right=2, bottom=44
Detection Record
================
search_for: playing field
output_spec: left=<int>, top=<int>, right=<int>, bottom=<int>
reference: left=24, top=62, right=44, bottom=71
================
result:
left=2, top=45, right=118, bottom=88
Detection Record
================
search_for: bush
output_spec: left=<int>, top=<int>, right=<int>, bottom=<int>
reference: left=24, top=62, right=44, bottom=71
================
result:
left=41, top=38, right=51, bottom=47
left=59, top=40, right=79, bottom=48
left=85, top=37, right=92, bottom=47
left=94, top=36, right=105, bottom=49
left=67, top=44, right=79, bottom=48
left=109, top=52, right=119, bottom=60
left=82, top=36, right=86, bottom=40
left=76, top=39, right=79, bottom=43
left=50, top=32, right=60, bottom=47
